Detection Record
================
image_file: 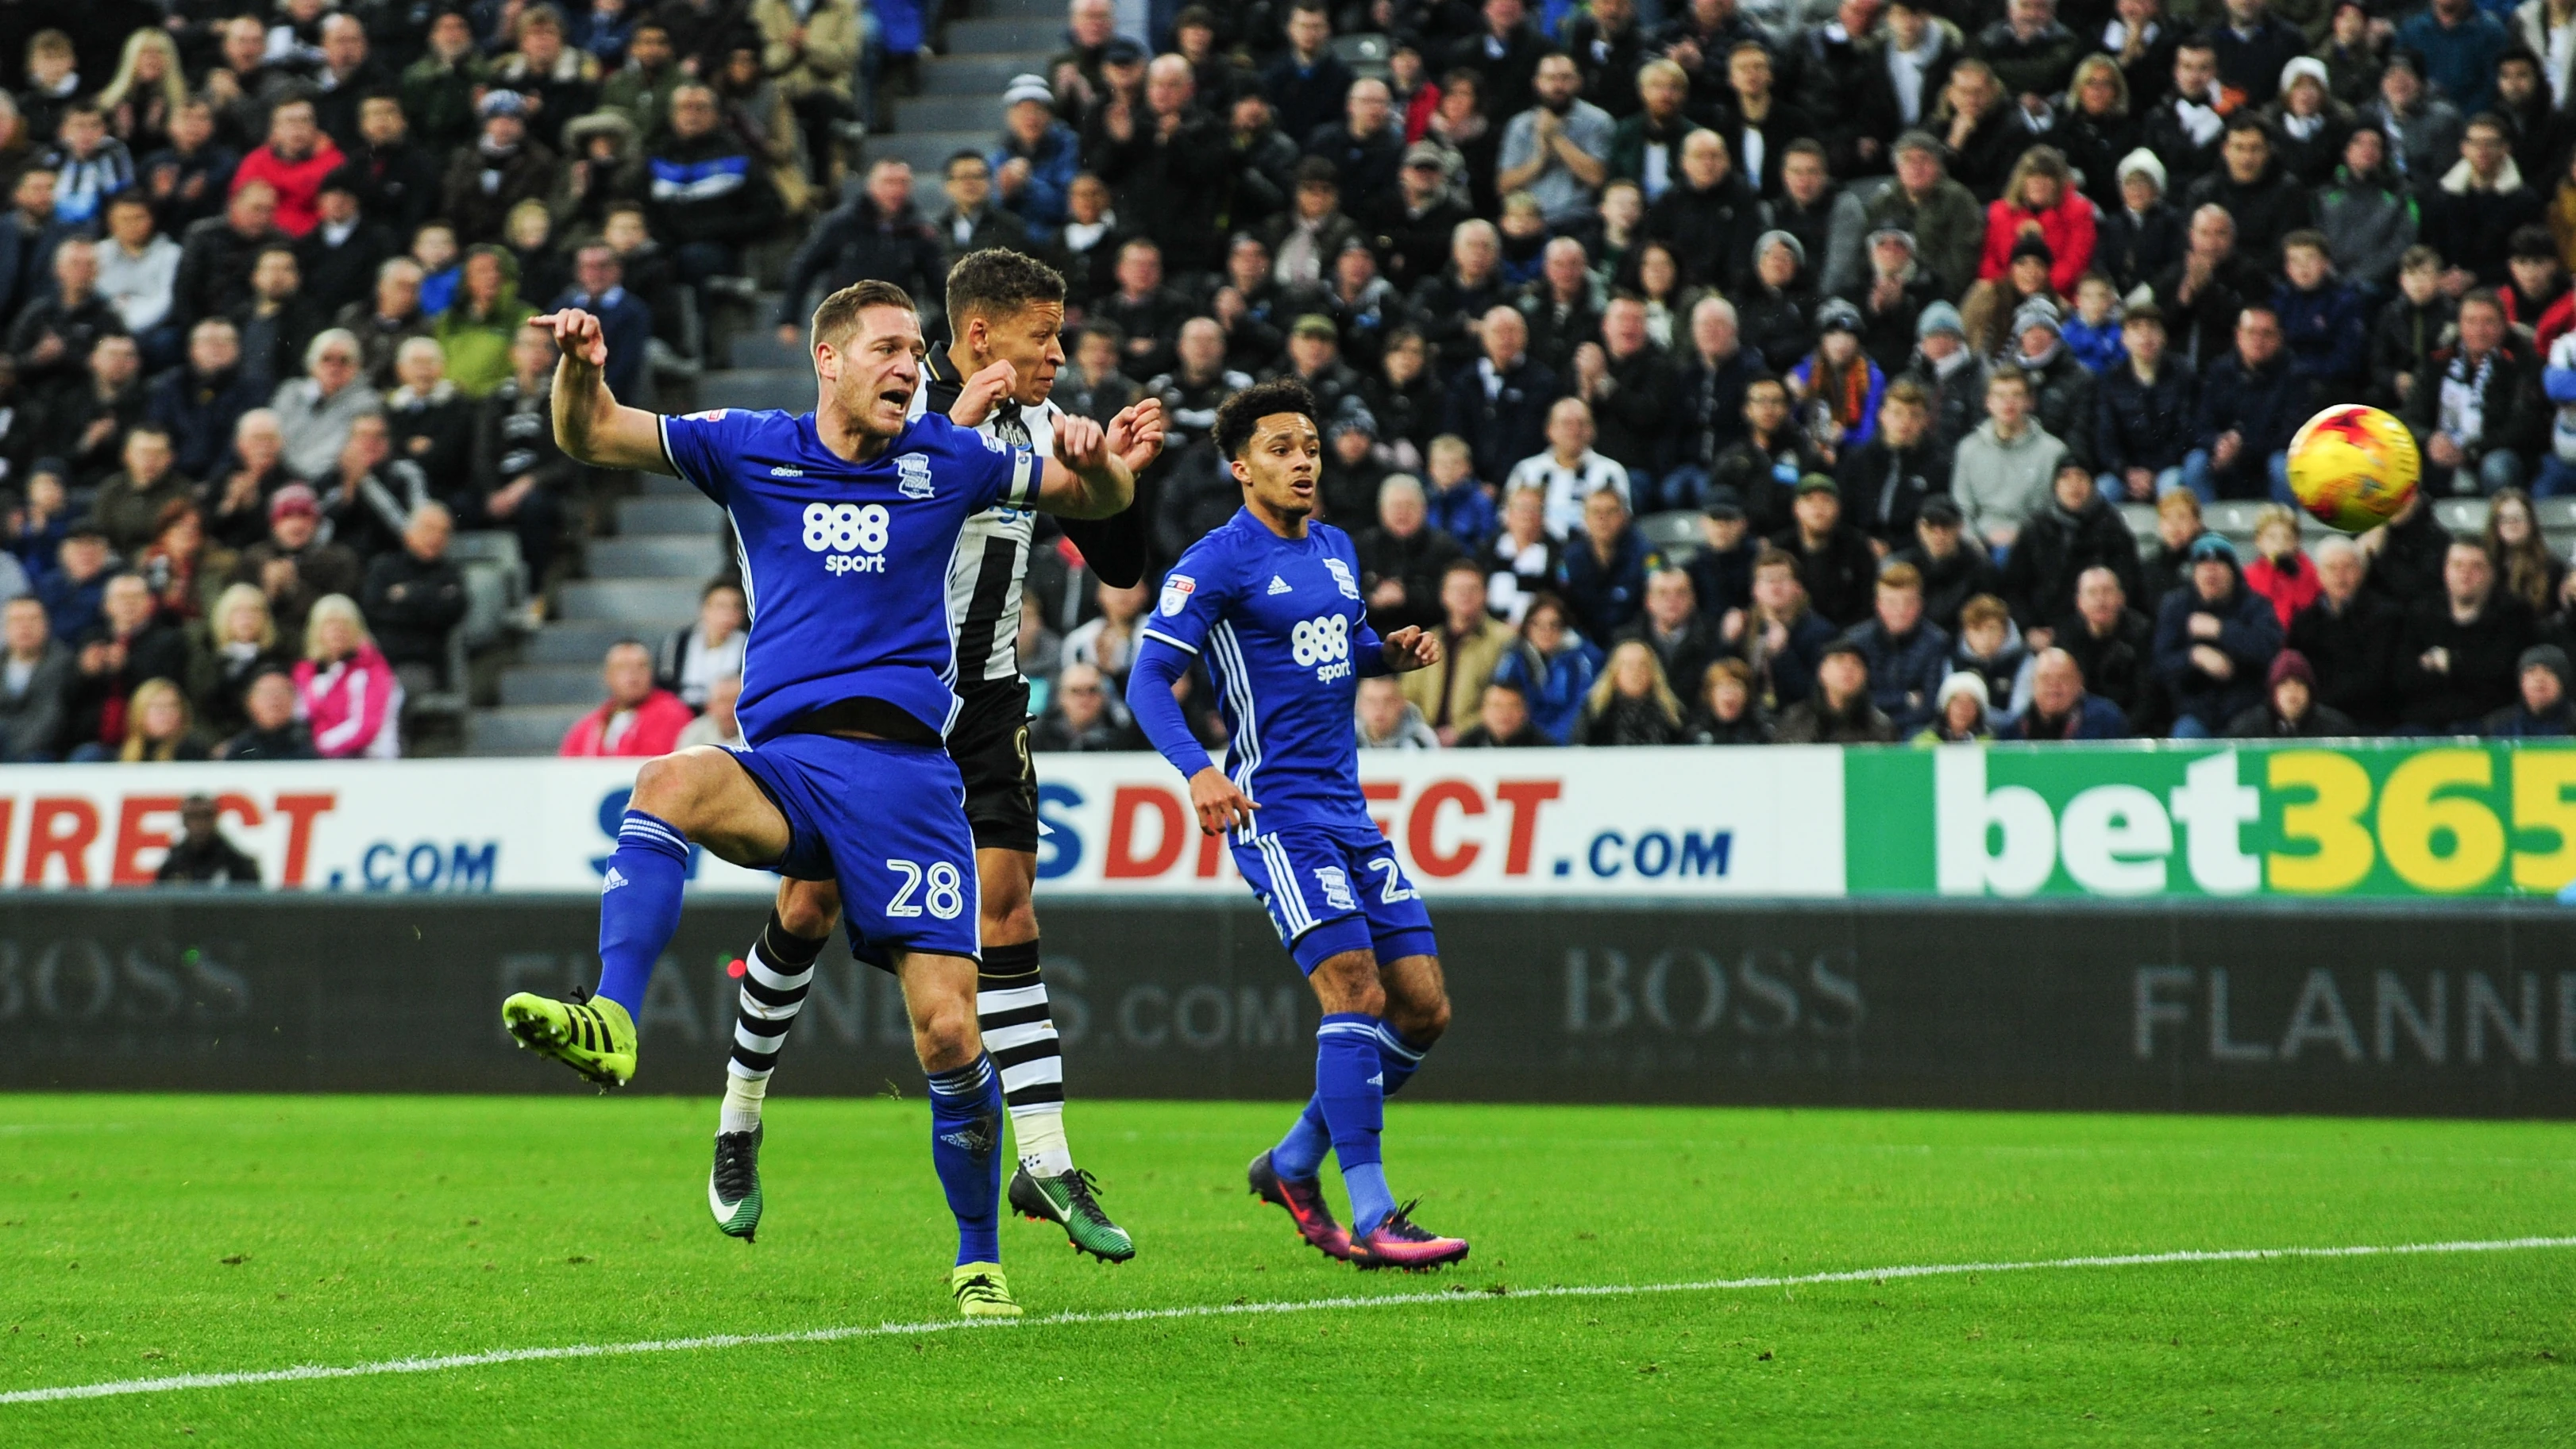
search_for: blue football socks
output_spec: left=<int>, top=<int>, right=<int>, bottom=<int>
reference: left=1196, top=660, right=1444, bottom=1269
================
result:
left=1313, top=1013, right=1395, bottom=1233
left=926, top=1054, right=1006, bottom=1266
left=592, top=810, right=691, bottom=1015
left=1273, top=1019, right=1433, bottom=1181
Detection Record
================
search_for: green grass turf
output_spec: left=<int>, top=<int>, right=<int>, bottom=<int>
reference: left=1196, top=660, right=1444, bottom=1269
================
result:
left=1, top=1096, right=2571, bottom=1447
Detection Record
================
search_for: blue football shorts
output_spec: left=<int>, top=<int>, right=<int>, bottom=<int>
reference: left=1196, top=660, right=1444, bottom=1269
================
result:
left=1230, top=823, right=1438, bottom=973
left=724, top=732, right=981, bottom=969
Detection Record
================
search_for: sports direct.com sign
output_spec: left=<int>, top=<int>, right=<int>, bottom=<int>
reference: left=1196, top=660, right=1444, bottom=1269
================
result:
left=0, top=751, right=1849, bottom=898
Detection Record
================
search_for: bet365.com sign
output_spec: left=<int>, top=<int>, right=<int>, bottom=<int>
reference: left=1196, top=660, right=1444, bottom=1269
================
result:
left=1849, top=743, right=2576, bottom=899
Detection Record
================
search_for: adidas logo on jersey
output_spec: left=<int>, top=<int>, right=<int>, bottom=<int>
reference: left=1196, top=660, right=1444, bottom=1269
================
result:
left=602, top=867, right=630, bottom=892
left=1267, top=575, right=1293, bottom=595
left=769, top=464, right=804, bottom=477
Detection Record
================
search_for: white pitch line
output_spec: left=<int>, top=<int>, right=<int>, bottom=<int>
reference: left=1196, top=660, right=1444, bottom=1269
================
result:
left=8, top=1234, right=2574, bottom=1408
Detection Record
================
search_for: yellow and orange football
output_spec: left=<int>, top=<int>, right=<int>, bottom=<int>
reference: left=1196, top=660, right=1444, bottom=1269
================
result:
left=2285, top=404, right=2421, bottom=534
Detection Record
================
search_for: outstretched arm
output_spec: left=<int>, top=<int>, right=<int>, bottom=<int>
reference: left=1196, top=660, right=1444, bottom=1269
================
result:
left=546, top=308, right=673, bottom=474
left=1132, top=638, right=1254, bottom=835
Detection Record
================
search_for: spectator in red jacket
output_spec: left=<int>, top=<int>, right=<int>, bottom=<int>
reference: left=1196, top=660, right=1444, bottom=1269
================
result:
left=2241, top=504, right=2321, bottom=627
left=1964, top=146, right=2097, bottom=349
left=229, top=96, right=345, bottom=238
left=559, top=638, right=693, bottom=757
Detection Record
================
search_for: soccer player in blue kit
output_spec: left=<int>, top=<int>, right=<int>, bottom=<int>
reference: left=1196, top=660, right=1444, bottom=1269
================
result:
left=498, top=279, right=1160, bottom=1317
left=1127, top=380, right=1471, bottom=1270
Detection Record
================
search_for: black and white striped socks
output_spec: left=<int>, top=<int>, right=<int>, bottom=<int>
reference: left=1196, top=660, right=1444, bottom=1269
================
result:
left=976, top=940, right=1074, bottom=1176
left=719, top=913, right=823, bottom=1135
left=715, top=922, right=1078, bottom=1177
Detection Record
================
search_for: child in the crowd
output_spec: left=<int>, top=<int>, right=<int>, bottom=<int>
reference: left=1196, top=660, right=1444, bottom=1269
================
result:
left=2058, top=274, right=2127, bottom=374
left=2242, top=503, right=2320, bottom=627
left=2276, top=229, right=2368, bottom=397
left=1496, top=191, right=1550, bottom=287
left=1950, top=592, right=2029, bottom=714
left=2369, top=245, right=2455, bottom=410
left=412, top=222, right=461, bottom=318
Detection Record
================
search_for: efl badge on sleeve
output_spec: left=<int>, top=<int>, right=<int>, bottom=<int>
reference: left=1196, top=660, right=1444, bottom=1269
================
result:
left=1159, top=574, right=1196, bottom=616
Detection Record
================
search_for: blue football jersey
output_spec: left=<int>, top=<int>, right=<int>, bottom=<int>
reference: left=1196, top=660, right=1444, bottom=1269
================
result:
left=659, top=407, right=1038, bottom=745
left=1137, top=508, right=1386, bottom=834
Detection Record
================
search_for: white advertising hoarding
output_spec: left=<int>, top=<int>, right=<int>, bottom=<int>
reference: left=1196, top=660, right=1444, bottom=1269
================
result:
left=0, top=748, right=1845, bottom=899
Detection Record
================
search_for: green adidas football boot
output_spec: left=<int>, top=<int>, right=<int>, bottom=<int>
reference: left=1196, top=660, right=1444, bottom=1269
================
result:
left=500, top=989, right=637, bottom=1089
left=709, top=1125, right=763, bottom=1240
left=1008, top=1166, right=1136, bottom=1263
left=950, top=1262, right=1023, bottom=1318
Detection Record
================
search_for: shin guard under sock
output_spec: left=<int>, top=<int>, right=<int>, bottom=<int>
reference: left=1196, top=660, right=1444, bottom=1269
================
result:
left=593, top=811, right=691, bottom=1015
left=926, top=1054, right=1006, bottom=1265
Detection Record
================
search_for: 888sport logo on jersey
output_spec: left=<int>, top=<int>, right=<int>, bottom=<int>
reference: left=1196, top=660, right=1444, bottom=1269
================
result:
left=804, top=502, right=891, bottom=575
left=1291, top=612, right=1351, bottom=682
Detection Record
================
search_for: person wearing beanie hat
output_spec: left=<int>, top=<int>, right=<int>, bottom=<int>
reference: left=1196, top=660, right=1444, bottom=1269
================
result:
left=1914, top=669, right=1993, bottom=743
left=1865, top=121, right=1985, bottom=297
left=228, top=480, right=363, bottom=640
left=2266, top=57, right=2350, bottom=188
left=1791, top=298, right=1888, bottom=453
left=993, top=74, right=1083, bottom=241
left=2002, top=295, right=2099, bottom=464
left=1899, top=298, right=1992, bottom=456
left=1738, top=228, right=1819, bottom=371
left=2208, top=0, right=2308, bottom=112
left=1961, top=218, right=2067, bottom=357
left=2226, top=646, right=2362, bottom=737
left=2154, top=524, right=2283, bottom=736
left=2095, top=146, right=2185, bottom=295
left=2487, top=642, right=2576, bottom=736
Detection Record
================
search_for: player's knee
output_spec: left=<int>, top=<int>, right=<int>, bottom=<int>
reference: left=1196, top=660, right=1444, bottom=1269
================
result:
left=909, top=997, right=981, bottom=1072
left=776, top=878, right=840, bottom=937
left=1390, top=985, right=1451, bottom=1043
left=979, top=896, right=1037, bottom=944
left=1309, top=951, right=1384, bottom=1015
left=631, top=750, right=722, bottom=827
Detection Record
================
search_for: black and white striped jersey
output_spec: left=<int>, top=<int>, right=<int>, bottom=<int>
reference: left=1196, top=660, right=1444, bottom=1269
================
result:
left=908, top=349, right=1062, bottom=693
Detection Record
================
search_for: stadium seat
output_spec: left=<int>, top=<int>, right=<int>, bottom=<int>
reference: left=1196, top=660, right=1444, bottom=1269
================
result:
left=1637, top=510, right=1702, bottom=553
left=2118, top=503, right=2158, bottom=540
left=2201, top=500, right=2273, bottom=537
left=1332, top=33, right=1390, bottom=69
left=2534, top=496, right=2576, bottom=531
left=2432, top=497, right=2490, bottom=536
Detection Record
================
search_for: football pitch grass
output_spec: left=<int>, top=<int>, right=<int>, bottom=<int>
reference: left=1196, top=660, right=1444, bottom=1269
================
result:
left=2, top=1096, right=2571, bottom=1446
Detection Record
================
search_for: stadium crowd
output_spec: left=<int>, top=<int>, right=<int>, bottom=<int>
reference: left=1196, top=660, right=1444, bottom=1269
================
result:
left=5, top=0, right=2576, bottom=761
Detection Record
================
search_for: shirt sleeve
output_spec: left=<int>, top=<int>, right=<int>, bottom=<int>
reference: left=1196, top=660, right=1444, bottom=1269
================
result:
left=1136, top=534, right=1231, bottom=658
left=935, top=412, right=1039, bottom=513
left=1353, top=611, right=1392, bottom=676
left=658, top=409, right=733, bottom=505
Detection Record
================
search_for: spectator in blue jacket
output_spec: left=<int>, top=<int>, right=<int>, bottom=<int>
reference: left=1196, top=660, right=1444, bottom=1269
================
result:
left=2181, top=303, right=2316, bottom=502
left=1490, top=592, right=1601, bottom=744
left=1842, top=560, right=1953, bottom=734
left=37, top=528, right=113, bottom=642
left=992, top=75, right=1081, bottom=243
left=1422, top=434, right=1498, bottom=553
left=2095, top=303, right=2198, bottom=500
left=2000, top=645, right=2132, bottom=738
left=1556, top=484, right=1654, bottom=642
left=2397, top=0, right=2512, bottom=117
left=2154, top=534, right=2285, bottom=736
left=2275, top=230, right=2370, bottom=398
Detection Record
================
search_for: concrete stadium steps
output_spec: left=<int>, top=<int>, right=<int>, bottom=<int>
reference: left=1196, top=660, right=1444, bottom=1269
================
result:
left=500, top=665, right=619, bottom=707
left=919, top=53, right=1058, bottom=95
left=557, top=578, right=708, bottom=622
left=727, top=326, right=808, bottom=372
left=523, top=619, right=652, bottom=664
left=894, top=94, right=1009, bottom=133
left=588, top=534, right=728, bottom=579
left=691, top=368, right=813, bottom=412
left=468, top=704, right=592, bottom=755
left=619, top=496, right=725, bottom=534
